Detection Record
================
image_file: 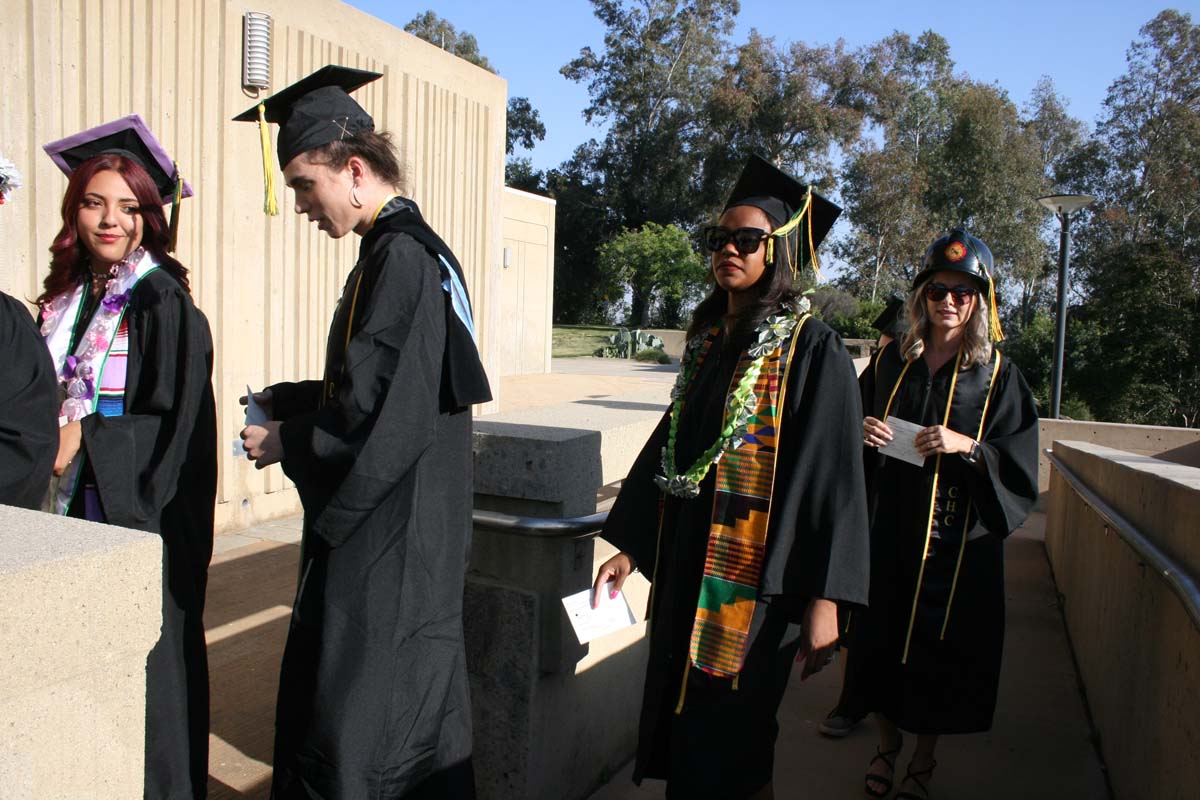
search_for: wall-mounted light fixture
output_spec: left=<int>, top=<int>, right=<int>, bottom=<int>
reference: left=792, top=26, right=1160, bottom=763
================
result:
left=242, top=12, right=272, bottom=90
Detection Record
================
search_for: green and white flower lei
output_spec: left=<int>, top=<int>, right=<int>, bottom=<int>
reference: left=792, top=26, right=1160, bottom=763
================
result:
left=655, top=310, right=800, bottom=498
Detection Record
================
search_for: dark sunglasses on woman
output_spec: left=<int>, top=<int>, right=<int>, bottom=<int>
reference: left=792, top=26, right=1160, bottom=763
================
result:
left=700, top=225, right=770, bottom=255
left=924, top=282, right=979, bottom=304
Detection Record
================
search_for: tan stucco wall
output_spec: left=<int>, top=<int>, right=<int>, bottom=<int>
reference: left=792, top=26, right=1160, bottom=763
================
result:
left=499, top=187, right=555, bottom=376
left=1044, top=442, right=1200, bottom=800
left=1038, top=418, right=1200, bottom=494
left=0, top=0, right=507, bottom=531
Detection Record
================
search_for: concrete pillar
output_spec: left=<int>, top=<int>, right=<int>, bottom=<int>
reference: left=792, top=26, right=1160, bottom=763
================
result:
left=0, top=505, right=162, bottom=800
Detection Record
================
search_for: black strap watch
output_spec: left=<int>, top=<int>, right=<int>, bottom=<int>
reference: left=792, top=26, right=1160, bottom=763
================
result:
left=961, top=440, right=983, bottom=464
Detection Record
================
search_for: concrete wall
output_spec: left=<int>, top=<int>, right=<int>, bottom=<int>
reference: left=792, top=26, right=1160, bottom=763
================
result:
left=0, top=0, right=508, bottom=532
left=0, top=505, right=162, bottom=800
left=499, top=187, right=555, bottom=376
left=1037, top=418, right=1200, bottom=494
left=1044, top=441, right=1200, bottom=800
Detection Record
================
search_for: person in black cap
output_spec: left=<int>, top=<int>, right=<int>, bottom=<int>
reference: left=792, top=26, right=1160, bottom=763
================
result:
left=813, top=289, right=909, bottom=740
left=39, top=115, right=217, bottom=800
left=236, top=65, right=490, bottom=799
left=0, top=291, right=57, bottom=509
left=591, top=154, right=869, bottom=799
left=850, top=228, right=1038, bottom=799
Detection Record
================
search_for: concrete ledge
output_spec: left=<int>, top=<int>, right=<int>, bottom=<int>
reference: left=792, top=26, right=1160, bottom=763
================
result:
left=0, top=505, right=162, bottom=800
left=1038, top=418, right=1200, bottom=494
left=474, top=400, right=665, bottom=517
left=1044, top=442, right=1200, bottom=800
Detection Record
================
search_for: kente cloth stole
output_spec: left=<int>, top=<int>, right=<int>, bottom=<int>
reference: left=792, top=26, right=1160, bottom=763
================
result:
left=876, top=346, right=1003, bottom=660
left=39, top=250, right=160, bottom=514
left=688, top=315, right=808, bottom=678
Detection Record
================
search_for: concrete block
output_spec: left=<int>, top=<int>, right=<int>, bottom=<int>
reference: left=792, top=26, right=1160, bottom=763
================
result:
left=474, top=401, right=664, bottom=518
left=0, top=504, right=162, bottom=800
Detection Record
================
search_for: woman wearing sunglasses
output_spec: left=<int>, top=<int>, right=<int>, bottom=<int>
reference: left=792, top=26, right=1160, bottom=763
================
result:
left=591, top=155, right=870, bottom=799
left=851, top=228, right=1038, bottom=799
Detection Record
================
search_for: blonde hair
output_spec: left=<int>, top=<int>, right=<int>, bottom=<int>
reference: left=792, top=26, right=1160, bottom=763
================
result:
left=899, top=278, right=993, bottom=368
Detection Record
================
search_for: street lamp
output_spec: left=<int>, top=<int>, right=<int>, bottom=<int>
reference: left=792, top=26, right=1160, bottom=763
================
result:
left=1037, top=193, right=1095, bottom=419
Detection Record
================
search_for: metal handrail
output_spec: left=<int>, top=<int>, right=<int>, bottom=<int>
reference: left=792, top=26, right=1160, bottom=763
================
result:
left=1045, top=447, right=1200, bottom=631
left=472, top=508, right=608, bottom=539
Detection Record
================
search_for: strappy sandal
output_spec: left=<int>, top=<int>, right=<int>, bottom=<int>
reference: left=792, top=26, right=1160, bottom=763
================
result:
left=895, top=759, right=937, bottom=800
left=864, top=737, right=903, bottom=797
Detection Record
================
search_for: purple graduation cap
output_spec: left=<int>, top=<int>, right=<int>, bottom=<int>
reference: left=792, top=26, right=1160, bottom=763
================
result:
left=43, top=114, right=193, bottom=205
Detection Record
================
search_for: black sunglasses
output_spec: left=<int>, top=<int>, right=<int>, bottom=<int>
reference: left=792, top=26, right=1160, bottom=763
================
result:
left=924, top=282, right=979, bottom=304
left=700, top=225, right=770, bottom=256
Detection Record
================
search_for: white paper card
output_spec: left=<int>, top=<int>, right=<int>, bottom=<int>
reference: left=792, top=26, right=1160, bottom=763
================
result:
left=879, top=416, right=927, bottom=467
left=244, top=384, right=269, bottom=426
left=561, top=582, right=637, bottom=645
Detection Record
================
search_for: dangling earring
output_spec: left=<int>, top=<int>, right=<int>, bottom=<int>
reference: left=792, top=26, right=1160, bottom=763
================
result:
left=349, top=183, right=363, bottom=209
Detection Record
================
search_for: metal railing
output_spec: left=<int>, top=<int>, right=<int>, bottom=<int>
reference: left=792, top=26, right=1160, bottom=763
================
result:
left=1045, top=447, right=1200, bottom=631
left=472, top=508, right=608, bottom=539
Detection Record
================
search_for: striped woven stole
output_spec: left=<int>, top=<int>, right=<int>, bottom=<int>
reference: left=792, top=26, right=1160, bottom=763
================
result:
left=688, top=316, right=807, bottom=678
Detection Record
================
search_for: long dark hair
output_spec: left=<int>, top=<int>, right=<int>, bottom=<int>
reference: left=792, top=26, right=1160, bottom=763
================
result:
left=38, top=154, right=189, bottom=307
left=686, top=220, right=804, bottom=341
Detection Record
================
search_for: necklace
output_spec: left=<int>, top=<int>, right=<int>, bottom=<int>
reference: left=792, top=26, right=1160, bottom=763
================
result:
left=655, top=309, right=800, bottom=498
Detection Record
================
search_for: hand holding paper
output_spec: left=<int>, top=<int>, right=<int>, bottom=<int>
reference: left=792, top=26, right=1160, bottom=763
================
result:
left=562, top=582, right=637, bottom=645
left=878, top=416, right=927, bottom=467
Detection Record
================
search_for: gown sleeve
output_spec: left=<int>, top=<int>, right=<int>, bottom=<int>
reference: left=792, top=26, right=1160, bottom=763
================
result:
left=0, top=293, right=58, bottom=509
left=269, top=380, right=323, bottom=421
left=967, top=356, right=1040, bottom=538
left=276, top=234, right=445, bottom=548
left=599, top=411, right=671, bottom=574
left=761, top=323, right=871, bottom=606
left=80, top=276, right=215, bottom=529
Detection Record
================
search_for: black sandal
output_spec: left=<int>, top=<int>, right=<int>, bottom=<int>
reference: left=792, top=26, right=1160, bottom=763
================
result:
left=864, top=738, right=903, bottom=797
left=895, top=759, right=937, bottom=800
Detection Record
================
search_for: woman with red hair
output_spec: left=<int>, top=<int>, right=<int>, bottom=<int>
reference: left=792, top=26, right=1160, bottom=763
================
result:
left=40, top=116, right=216, bottom=800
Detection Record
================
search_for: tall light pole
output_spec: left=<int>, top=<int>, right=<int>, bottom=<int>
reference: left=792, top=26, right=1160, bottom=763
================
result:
left=1036, top=194, right=1094, bottom=419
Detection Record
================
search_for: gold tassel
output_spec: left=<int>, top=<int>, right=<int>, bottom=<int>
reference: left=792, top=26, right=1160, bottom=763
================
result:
left=258, top=102, right=278, bottom=216
left=768, top=189, right=814, bottom=280
left=168, top=161, right=183, bottom=252
left=987, top=272, right=1005, bottom=341
left=807, top=186, right=821, bottom=282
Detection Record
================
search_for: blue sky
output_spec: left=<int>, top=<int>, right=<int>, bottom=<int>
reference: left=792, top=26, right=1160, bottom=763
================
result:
left=347, top=1, right=1197, bottom=172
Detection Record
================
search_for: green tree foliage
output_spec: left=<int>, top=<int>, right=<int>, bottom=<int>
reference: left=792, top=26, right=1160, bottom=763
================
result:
left=1051, top=10, right=1200, bottom=427
left=404, top=11, right=493, bottom=71
left=596, top=222, right=707, bottom=327
left=560, top=0, right=740, bottom=322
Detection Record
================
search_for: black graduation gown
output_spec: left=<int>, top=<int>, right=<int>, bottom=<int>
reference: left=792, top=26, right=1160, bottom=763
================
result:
left=62, top=270, right=217, bottom=799
left=602, top=318, right=870, bottom=798
left=847, top=341, right=1038, bottom=734
left=0, top=291, right=57, bottom=509
left=268, top=208, right=486, bottom=799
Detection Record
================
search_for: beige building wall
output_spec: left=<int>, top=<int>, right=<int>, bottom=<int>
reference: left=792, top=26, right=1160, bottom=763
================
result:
left=0, top=0, right=508, bottom=532
left=499, top=187, right=555, bottom=376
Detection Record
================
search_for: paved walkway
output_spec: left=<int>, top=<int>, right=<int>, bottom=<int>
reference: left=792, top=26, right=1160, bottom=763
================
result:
left=204, top=358, right=1110, bottom=799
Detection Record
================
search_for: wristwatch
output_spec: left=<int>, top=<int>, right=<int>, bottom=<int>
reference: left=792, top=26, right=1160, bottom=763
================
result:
left=961, top=440, right=983, bottom=464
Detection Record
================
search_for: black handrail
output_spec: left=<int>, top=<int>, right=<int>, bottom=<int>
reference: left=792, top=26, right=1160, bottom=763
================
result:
left=472, top=508, right=608, bottom=539
left=1045, top=447, right=1200, bottom=631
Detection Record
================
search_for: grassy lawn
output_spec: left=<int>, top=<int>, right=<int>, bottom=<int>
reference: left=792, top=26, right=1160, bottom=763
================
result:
left=553, top=325, right=616, bottom=358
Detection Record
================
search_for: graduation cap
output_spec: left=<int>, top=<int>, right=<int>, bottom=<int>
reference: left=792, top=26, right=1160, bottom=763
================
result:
left=871, top=291, right=908, bottom=341
left=915, top=227, right=1005, bottom=341
left=233, top=65, right=382, bottom=215
left=43, top=114, right=193, bottom=249
left=723, top=154, right=841, bottom=281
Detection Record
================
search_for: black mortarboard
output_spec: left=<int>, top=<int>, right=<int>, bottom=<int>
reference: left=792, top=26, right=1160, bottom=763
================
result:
left=233, top=65, right=382, bottom=169
left=722, top=154, right=841, bottom=279
left=233, top=65, right=381, bottom=215
left=43, top=115, right=193, bottom=205
left=913, top=227, right=1005, bottom=341
left=44, top=115, right=192, bottom=249
left=871, top=291, right=908, bottom=340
